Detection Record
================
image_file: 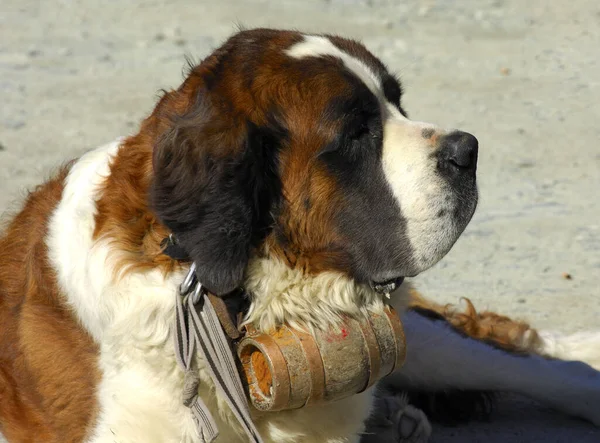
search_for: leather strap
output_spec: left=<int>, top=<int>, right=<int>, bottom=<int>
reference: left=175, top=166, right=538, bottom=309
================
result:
left=207, top=293, right=243, bottom=340
left=161, top=234, right=191, bottom=261
left=174, top=264, right=264, bottom=443
left=163, top=235, right=245, bottom=341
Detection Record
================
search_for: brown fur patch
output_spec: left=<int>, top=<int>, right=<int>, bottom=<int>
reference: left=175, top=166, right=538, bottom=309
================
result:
left=408, top=289, right=543, bottom=354
left=265, top=159, right=354, bottom=276
left=0, top=166, right=100, bottom=442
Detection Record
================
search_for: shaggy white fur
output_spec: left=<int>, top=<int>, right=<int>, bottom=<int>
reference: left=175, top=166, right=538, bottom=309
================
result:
left=244, top=255, right=386, bottom=333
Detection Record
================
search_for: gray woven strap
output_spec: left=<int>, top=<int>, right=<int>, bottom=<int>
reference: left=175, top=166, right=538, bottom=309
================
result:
left=174, top=263, right=264, bottom=443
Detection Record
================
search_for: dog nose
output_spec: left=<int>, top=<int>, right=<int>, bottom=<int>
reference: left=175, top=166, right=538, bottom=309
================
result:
left=439, top=131, right=478, bottom=171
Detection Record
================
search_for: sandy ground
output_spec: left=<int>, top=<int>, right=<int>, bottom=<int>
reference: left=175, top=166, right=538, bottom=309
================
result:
left=1, top=0, right=599, bottom=441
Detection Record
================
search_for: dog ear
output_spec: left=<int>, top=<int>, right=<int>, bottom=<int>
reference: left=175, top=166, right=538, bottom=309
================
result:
left=150, top=93, right=281, bottom=295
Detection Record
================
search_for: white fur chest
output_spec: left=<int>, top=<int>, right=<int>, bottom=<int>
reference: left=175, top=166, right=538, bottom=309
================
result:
left=85, top=274, right=248, bottom=443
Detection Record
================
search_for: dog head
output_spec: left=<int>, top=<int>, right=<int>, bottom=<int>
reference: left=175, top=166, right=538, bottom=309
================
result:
left=150, top=29, right=478, bottom=297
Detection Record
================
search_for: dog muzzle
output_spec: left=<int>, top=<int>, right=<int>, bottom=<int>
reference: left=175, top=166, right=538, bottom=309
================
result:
left=237, top=306, right=406, bottom=411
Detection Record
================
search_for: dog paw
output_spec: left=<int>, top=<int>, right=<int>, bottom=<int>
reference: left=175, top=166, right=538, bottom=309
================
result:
left=364, top=391, right=432, bottom=443
left=392, top=404, right=432, bottom=443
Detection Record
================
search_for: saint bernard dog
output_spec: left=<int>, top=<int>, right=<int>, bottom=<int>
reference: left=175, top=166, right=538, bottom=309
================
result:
left=1, top=28, right=599, bottom=443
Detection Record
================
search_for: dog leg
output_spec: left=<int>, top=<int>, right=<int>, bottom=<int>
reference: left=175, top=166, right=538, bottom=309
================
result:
left=385, top=310, right=600, bottom=426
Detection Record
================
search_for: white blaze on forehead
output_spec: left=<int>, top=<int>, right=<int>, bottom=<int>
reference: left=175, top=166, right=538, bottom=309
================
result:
left=286, top=35, right=383, bottom=98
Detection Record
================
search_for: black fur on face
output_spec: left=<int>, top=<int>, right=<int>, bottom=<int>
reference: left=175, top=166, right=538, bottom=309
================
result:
left=317, top=74, right=414, bottom=285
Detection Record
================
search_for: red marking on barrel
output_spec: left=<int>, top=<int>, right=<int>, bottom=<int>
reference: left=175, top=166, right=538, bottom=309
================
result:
left=326, top=327, right=349, bottom=342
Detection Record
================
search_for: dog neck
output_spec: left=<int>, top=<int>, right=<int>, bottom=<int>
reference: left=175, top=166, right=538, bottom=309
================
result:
left=160, top=235, right=405, bottom=334
left=242, top=255, right=388, bottom=333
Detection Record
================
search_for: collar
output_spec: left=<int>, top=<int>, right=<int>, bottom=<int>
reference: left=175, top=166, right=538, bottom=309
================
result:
left=162, top=235, right=247, bottom=340
left=161, top=234, right=405, bottom=299
left=161, top=234, right=190, bottom=261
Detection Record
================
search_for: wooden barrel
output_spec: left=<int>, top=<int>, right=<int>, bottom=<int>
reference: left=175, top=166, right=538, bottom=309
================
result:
left=237, top=305, right=406, bottom=412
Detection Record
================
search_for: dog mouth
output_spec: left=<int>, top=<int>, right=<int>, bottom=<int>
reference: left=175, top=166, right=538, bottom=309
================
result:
left=370, top=276, right=405, bottom=296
